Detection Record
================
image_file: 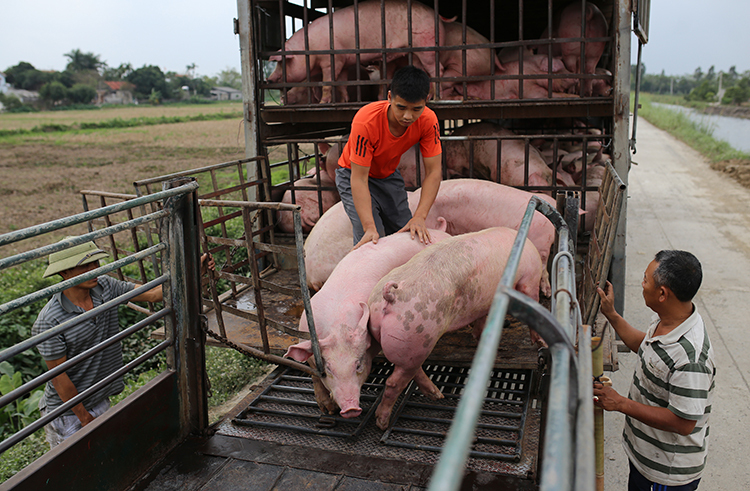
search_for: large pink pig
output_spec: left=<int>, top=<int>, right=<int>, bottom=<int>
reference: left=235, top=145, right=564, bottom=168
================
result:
left=277, top=171, right=340, bottom=233
left=282, top=65, right=380, bottom=105
left=267, top=0, right=445, bottom=103
left=541, top=2, right=609, bottom=96
left=286, top=227, right=450, bottom=418
left=366, top=227, right=543, bottom=429
left=443, top=123, right=555, bottom=189
left=303, top=202, right=353, bottom=291
left=447, top=54, right=576, bottom=100
left=439, top=22, right=504, bottom=99
left=410, top=178, right=557, bottom=295
left=303, top=190, right=421, bottom=291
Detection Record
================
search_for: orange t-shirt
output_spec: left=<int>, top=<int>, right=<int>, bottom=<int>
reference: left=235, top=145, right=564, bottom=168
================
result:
left=338, top=100, right=441, bottom=179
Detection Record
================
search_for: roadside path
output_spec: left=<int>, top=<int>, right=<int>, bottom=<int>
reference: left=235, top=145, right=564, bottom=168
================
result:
left=603, top=118, right=750, bottom=489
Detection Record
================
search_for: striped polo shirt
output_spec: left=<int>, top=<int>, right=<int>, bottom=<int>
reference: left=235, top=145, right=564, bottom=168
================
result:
left=33, top=275, right=135, bottom=416
left=623, top=308, right=715, bottom=486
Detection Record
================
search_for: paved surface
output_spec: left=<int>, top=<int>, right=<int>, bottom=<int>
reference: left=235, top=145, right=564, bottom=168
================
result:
left=602, top=118, right=750, bottom=489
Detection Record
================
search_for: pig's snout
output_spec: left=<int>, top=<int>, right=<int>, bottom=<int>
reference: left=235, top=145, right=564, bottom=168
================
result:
left=339, top=405, right=363, bottom=418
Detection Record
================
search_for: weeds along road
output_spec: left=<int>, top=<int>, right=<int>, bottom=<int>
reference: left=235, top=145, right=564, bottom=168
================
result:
left=603, top=118, right=750, bottom=489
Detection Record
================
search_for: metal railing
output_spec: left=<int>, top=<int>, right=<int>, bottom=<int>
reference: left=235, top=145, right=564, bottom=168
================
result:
left=428, top=196, right=595, bottom=491
left=0, top=181, right=199, bottom=455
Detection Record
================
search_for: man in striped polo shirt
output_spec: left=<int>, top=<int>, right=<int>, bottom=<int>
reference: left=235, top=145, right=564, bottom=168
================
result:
left=594, top=250, right=715, bottom=491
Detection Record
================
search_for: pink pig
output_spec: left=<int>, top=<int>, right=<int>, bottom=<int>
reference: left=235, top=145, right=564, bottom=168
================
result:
left=304, top=190, right=421, bottom=292
left=443, top=123, right=555, bottom=189
left=286, top=227, right=450, bottom=418
left=542, top=2, right=609, bottom=96
left=447, top=54, right=576, bottom=101
left=267, top=0, right=445, bottom=104
left=366, top=227, right=543, bottom=429
left=410, top=178, right=557, bottom=295
left=277, top=171, right=340, bottom=233
left=439, top=22, right=504, bottom=99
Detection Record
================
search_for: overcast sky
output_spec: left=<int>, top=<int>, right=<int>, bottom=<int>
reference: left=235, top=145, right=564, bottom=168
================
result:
left=1, top=0, right=748, bottom=79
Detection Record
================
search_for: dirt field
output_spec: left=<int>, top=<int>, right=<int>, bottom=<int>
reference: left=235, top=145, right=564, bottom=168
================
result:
left=0, top=104, right=247, bottom=254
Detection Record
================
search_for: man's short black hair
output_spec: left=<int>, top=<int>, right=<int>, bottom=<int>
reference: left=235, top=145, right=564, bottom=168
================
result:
left=653, top=250, right=702, bottom=302
left=390, top=65, right=430, bottom=103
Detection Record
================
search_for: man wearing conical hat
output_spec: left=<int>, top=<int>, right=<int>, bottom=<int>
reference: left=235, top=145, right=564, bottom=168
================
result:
left=32, top=238, right=211, bottom=447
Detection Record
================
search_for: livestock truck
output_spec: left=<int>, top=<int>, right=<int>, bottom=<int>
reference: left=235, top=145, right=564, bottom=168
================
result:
left=0, top=0, right=649, bottom=490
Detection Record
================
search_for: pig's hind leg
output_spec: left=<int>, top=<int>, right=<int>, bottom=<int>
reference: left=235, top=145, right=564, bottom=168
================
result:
left=376, top=366, right=418, bottom=430
left=413, top=367, right=444, bottom=400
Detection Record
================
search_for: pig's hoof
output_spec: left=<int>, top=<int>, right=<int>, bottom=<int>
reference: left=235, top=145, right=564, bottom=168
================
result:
left=423, top=389, right=444, bottom=401
left=375, top=410, right=392, bottom=430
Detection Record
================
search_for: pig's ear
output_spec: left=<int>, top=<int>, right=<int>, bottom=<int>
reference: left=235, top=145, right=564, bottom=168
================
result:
left=354, top=302, right=371, bottom=348
left=269, top=54, right=282, bottom=62
left=435, top=216, right=448, bottom=232
left=357, top=302, right=370, bottom=330
left=285, top=340, right=313, bottom=362
left=382, top=282, right=398, bottom=304
left=528, top=172, right=549, bottom=188
left=494, top=55, right=505, bottom=73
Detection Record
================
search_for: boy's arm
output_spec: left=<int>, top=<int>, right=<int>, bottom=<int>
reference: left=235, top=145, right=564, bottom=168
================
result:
left=44, top=357, right=95, bottom=426
left=399, top=153, right=442, bottom=243
left=597, top=281, right=646, bottom=352
left=351, top=162, right=379, bottom=250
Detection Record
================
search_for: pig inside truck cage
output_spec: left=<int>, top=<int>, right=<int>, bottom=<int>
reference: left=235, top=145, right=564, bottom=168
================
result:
left=258, top=0, right=615, bottom=106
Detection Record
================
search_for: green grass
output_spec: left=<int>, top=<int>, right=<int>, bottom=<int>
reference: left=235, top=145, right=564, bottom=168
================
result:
left=636, top=93, right=750, bottom=162
left=0, top=111, right=242, bottom=139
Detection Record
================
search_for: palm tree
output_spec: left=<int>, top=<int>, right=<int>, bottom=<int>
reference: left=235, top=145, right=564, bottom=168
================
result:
left=64, top=49, right=105, bottom=73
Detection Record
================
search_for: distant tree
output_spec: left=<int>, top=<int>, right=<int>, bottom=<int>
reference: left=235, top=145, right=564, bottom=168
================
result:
left=725, top=66, right=739, bottom=86
left=53, top=70, right=76, bottom=88
left=706, top=65, right=716, bottom=82
left=721, top=77, right=750, bottom=105
left=693, top=67, right=704, bottom=82
left=39, top=81, right=68, bottom=105
left=67, top=83, right=97, bottom=104
left=102, top=63, right=133, bottom=81
left=126, top=65, right=171, bottom=100
left=686, top=80, right=718, bottom=102
left=64, top=49, right=105, bottom=73
left=215, top=67, right=242, bottom=89
left=4, top=62, right=52, bottom=91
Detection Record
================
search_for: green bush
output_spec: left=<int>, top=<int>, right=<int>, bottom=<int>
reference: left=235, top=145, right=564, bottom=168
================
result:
left=205, top=346, right=268, bottom=408
left=0, top=431, right=48, bottom=484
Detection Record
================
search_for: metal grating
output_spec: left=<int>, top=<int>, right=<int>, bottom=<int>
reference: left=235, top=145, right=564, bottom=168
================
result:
left=232, top=361, right=394, bottom=438
left=381, top=364, right=532, bottom=462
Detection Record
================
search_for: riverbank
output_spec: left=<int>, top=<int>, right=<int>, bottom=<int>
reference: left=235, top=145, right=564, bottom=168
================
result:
left=703, top=104, right=750, bottom=120
left=637, top=94, right=750, bottom=189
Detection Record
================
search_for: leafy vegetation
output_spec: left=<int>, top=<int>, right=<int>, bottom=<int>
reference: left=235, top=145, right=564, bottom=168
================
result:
left=633, top=64, right=750, bottom=105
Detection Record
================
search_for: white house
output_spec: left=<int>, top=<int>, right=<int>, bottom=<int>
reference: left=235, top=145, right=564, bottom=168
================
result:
left=0, top=72, right=9, bottom=94
left=211, top=86, right=242, bottom=101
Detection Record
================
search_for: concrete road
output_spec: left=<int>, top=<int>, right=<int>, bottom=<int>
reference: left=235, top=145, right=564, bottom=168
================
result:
left=602, top=118, right=750, bottom=489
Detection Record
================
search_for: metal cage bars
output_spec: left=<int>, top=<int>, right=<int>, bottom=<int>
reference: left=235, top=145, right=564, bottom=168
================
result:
left=260, top=0, right=614, bottom=104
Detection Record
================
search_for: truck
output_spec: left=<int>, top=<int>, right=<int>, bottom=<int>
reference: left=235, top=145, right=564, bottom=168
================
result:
left=0, top=0, right=649, bottom=489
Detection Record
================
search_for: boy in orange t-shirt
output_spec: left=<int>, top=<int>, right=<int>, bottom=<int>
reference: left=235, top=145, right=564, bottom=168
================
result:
left=336, top=65, right=442, bottom=250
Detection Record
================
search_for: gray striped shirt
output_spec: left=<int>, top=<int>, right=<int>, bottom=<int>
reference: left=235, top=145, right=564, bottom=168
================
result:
left=623, top=308, right=715, bottom=486
left=33, top=276, right=135, bottom=416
